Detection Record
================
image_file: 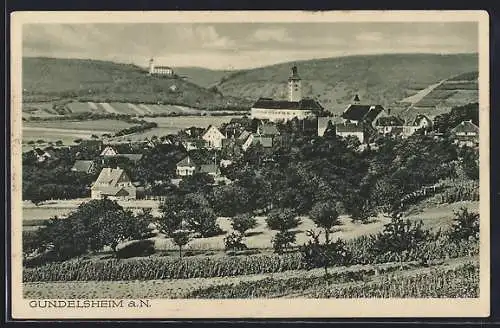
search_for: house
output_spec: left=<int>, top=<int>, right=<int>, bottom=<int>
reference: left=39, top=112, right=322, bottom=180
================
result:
left=401, top=114, right=434, bottom=137
left=183, top=126, right=206, bottom=138
left=239, top=131, right=254, bottom=152
left=71, top=160, right=97, bottom=174
left=199, top=163, right=219, bottom=177
left=181, top=139, right=206, bottom=151
left=32, top=147, right=56, bottom=163
left=202, top=125, right=226, bottom=149
left=100, top=145, right=119, bottom=157
left=117, top=154, right=144, bottom=164
left=451, top=120, right=479, bottom=147
left=341, top=98, right=385, bottom=126
left=335, top=122, right=366, bottom=144
left=250, top=66, right=324, bottom=122
left=176, top=156, right=197, bottom=177
left=91, top=167, right=137, bottom=200
left=374, top=116, right=405, bottom=135
left=413, top=114, right=433, bottom=129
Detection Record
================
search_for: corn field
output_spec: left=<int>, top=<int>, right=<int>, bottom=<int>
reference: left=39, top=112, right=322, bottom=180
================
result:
left=24, top=235, right=479, bottom=283
left=306, top=262, right=479, bottom=298
left=188, top=262, right=479, bottom=298
left=23, top=253, right=305, bottom=282
left=346, top=236, right=478, bottom=265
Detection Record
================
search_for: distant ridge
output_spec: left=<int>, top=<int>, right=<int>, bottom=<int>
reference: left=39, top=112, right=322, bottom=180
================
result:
left=22, top=57, right=250, bottom=110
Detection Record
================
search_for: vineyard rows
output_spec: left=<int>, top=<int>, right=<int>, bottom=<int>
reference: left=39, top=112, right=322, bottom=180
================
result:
left=23, top=238, right=478, bottom=282
left=189, top=262, right=479, bottom=298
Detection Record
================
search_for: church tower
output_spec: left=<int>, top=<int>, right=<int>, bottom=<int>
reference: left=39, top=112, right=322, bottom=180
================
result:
left=288, top=65, right=302, bottom=102
left=148, top=58, right=155, bottom=75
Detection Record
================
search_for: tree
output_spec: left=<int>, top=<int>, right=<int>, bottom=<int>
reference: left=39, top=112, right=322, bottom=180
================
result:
left=171, top=229, right=192, bottom=258
left=309, top=202, right=340, bottom=243
left=448, top=207, right=479, bottom=242
left=33, top=198, right=152, bottom=261
left=266, top=208, right=301, bottom=253
left=183, top=193, right=222, bottom=237
left=157, top=193, right=185, bottom=236
left=231, top=213, right=257, bottom=236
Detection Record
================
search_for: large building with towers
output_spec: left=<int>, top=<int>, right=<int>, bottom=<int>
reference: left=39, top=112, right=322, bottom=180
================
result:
left=148, top=58, right=174, bottom=76
left=250, top=65, right=324, bottom=122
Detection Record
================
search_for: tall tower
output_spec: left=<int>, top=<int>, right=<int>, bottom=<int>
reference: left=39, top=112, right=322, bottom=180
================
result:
left=148, top=58, right=155, bottom=75
left=288, top=65, right=302, bottom=102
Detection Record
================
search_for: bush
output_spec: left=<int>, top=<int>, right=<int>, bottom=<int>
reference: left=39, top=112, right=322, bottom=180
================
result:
left=272, top=230, right=296, bottom=254
left=224, top=232, right=247, bottom=252
left=448, top=207, right=479, bottom=242
left=300, top=230, right=351, bottom=275
left=370, top=214, right=431, bottom=256
left=116, top=239, right=155, bottom=259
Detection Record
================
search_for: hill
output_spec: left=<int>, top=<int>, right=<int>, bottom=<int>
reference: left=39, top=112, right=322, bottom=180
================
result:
left=173, top=67, right=234, bottom=88
left=22, top=57, right=250, bottom=110
left=215, top=53, right=479, bottom=117
left=398, top=71, right=478, bottom=121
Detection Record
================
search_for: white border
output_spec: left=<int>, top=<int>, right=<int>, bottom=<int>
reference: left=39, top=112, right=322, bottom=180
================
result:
left=10, top=10, right=490, bottom=319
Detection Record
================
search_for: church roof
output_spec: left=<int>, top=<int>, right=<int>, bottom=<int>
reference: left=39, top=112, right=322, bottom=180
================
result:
left=252, top=98, right=323, bottom=111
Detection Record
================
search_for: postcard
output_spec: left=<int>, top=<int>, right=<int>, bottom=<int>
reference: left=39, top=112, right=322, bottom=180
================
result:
left=10, top=10, right=490, bottom=319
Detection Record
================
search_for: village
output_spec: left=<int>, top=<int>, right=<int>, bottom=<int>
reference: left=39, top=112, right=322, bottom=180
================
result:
left=25, top=65, right=479, bottom=203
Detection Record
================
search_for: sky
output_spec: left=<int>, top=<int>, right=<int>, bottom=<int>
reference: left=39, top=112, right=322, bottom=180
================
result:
left=22, top=22, right=478, bottom=70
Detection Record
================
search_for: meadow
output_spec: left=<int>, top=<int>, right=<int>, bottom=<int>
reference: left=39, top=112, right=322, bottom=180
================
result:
left=22, top=200, right=479, bottom=251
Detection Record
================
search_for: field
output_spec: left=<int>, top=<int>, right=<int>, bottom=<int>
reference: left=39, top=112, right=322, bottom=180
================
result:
left=400, top=71, right=478, bottom=120
left=22, top=199, right=479, bottom=251
left=22, top=119, right=136, bottom=147
left=23, top=257, right=478, bottom=298
left=111, top=115, right=240, bottom=142
left=21, top=115, right=242, bottom=147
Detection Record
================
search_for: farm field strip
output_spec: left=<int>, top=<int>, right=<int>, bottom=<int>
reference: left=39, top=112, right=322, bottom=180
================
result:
left=87, top=102, right=98, bottom=110
left=138, top=104, right=153, bottom=114
left=127, top=103, right=146, bottom=115
left=98, top=102, right=119, bottom=114
left=22, top=257, right=477, bottom=299
left=23, top=126, right=112, bottom=135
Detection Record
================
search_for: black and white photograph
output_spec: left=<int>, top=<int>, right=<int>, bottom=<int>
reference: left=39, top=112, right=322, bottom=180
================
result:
left=10, top=10, right=490, bottom=319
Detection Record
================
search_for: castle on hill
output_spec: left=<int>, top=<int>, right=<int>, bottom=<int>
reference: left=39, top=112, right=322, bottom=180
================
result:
left=148, top=58, right=174, bottom=76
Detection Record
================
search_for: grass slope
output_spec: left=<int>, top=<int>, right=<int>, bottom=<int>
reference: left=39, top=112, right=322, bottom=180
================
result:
left=173, top=67, right=235, bottom=88
left=215, top=53, right=478, bottom=118
left=22, top=57, right=249, bottom=109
